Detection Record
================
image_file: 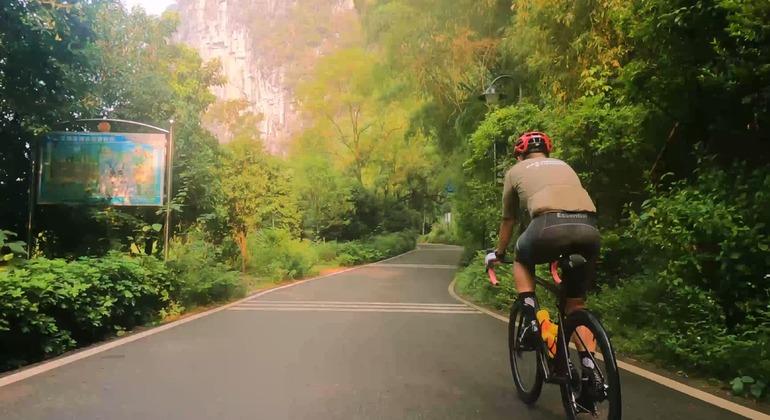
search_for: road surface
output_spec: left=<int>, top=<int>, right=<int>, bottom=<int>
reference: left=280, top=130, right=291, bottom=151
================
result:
left=0, top=244, right=766, bottom=419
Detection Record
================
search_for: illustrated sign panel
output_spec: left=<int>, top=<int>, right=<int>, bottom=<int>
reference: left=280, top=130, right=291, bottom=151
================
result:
left=38, top=132, right=167, bottom=206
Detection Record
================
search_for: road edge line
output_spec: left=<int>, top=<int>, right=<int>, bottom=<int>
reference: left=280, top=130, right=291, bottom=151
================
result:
left=0, top=248, right=419, bottom=389
left=447, top=278, right=770, bottom=420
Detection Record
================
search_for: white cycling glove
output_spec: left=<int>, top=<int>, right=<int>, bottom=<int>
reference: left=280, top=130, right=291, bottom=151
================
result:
left=485, top=251, right=501, bottom=266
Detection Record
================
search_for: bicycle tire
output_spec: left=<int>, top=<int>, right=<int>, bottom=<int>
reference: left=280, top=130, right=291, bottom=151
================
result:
left=560, top=309, right=622, bottom=420
left=508, top=301, right=544, bottom=405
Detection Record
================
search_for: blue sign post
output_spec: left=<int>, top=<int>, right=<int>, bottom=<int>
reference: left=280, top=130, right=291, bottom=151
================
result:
left=445, top=181, right=456, bottom=194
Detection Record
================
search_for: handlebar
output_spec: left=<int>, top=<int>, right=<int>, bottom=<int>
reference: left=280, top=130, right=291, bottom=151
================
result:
left=483, top=249, right=564, bottom=287
left=484, top=249, right=512, bottom=286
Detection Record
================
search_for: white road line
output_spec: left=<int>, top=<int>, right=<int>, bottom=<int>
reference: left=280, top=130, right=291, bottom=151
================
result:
left=0, top=249, right=419, bottom=388
left=238, top=300, right=466, bottom=307
left=233, top=301, right=475, bottom=312
left=231, top=304, right=476, bottom=311
left=230, top=307, right=479, bottom=314
left=447, top=279, right=770, bottom=420
left=371, top=263, right=457, bottom=269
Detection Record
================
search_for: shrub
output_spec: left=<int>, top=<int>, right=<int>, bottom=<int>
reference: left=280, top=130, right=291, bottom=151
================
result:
left=334, top=253, right=357, bottom=267
left=0, top=253, right=172, bottom=371
left=333, top=231, right=417, bottom=266
left=312, top=240, right=339, bottom=263
left=166, top=233, right=245, bottom=308
left=247, top=229, right=318, bottom=281
left=419, top=221, right=460, bottom=245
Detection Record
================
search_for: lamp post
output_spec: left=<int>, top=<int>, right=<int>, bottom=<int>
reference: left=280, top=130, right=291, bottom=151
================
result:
left=478, top=75, right=522, bottom=194
left=477, top=74, right=522, bottom=104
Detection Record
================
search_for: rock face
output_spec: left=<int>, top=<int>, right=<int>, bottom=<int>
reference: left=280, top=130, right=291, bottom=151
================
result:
left=173, top=0, right=356, bottom=155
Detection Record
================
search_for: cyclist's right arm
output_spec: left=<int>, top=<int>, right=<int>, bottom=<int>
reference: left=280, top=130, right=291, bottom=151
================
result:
left=496, top=171, right=519, bottom=258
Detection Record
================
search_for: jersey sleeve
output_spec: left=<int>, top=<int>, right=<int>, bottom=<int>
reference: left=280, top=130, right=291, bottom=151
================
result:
left=502, top=170, right=520, bottom=219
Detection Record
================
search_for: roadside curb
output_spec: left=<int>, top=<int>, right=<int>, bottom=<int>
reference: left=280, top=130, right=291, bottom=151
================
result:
left=448, top=278, right=770, bottom=420
left=0, top=248, right=419, bottom=389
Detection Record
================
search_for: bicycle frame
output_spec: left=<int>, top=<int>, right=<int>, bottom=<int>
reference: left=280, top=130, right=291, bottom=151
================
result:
left=533, top=268, right=575, bottom=385
left=487, top=259, right=577, bottom=385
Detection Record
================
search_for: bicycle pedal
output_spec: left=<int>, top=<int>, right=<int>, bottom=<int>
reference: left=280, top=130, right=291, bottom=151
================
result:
left=574, top=399, right=597, bottom=416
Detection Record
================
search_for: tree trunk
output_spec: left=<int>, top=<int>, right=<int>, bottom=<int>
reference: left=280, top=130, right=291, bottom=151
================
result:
left=236, top=230, right=249, bottom=274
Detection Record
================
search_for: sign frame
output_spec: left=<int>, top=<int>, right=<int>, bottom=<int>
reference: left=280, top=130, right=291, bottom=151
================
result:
left=37, top=131, right=168, bottom=207
left=26, top=118, right=175, bottom=260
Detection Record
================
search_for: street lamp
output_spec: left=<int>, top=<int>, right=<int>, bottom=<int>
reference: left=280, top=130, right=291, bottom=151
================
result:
left=478, top=86, right=506, bottom=104
left=477, top=74, right=523, bottom=193
left=478, top=74, right=522, bottom=104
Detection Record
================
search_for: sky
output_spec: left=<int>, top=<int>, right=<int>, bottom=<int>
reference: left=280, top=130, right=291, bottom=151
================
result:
left=121, top=0, right=176, bottom=16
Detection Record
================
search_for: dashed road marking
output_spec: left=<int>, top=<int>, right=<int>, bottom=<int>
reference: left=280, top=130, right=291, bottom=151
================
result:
left=371, top=263, right=457, bottom=269
left=229, top=300, right=478, bottom=314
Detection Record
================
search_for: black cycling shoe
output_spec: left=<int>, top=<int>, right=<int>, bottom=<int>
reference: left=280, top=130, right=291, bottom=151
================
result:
left=575, top=366, right=607, bottom=415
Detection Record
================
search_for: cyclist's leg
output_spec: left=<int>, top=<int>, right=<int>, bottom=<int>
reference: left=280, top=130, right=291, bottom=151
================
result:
left=561, top=227, right=600, bottom=355
left=512, top=216, right=548, bottom=349
left=534, top=214, right=600, bottom=355
left=557, top=221, right=604, bottom=404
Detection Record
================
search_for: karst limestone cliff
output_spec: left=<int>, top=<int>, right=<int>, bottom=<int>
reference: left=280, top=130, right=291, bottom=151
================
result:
left=173, top=0, right=356, bottom=154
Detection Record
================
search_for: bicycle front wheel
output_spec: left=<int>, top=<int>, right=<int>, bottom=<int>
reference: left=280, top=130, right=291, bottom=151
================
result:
left=508, top=301, right=544, bottom=405
left=561, top=309, right=622, bottom=420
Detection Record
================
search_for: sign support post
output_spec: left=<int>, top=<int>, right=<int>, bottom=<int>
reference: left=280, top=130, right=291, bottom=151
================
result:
left=163, top=120, right=175, bottom=262
left=26, top=142, right=38, bottom=258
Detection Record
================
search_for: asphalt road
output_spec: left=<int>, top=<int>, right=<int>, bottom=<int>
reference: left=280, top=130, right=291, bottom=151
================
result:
left=0, top=244, right=765, bottom=419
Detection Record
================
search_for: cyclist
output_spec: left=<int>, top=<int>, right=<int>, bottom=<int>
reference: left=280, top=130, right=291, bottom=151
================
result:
left=484, top=131, right=602, bottom=412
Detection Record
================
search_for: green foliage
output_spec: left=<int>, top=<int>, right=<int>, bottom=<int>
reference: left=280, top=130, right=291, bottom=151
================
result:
left=419, top=221, right=461, bottom=245
left=591, top=153, right=770, bottom=388
left=0, top=253, right=172, bottom=371
left=218, top=138, right=301, bottom=271
left=246, top=229, right=318, bottom=281
left=166, top=233, right=245, bottom=307
left=626, top=153, right=770, bottom=330
left=333, top=231, right=417, bottom=266
left=293, top=154, right=355, bottom=240
left=731, top=376, right=768, bottom=400
left=1, top=230, right=27, bottom=266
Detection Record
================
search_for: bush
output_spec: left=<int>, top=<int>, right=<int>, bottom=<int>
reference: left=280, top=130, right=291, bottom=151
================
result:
left=333, top=231, right=417, bottom=266
left=247, top=229, right=318, bottom=281
left=592, top=277, right=770, bottom=398
left=0, top=253, right=173, bottom=371
left=419, top=221, right=460, bottom=245
left=312, top=240, right=339, bottom=263
left=597, top=157, right=770, bottom=395
left=166, top=233, right=245, bottom=308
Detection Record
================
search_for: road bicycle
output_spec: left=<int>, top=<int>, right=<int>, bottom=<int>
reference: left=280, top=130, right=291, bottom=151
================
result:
left=486, top=251, right=622, bottom=419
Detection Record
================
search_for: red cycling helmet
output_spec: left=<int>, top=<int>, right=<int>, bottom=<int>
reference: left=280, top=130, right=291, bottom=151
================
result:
left=514, top=131, right=553, bottom=157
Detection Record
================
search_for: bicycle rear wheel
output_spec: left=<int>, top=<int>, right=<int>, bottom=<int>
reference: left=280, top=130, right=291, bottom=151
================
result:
left=508, top=301, right=544, bottom=405
left=561, top=309, right=622, bottom=420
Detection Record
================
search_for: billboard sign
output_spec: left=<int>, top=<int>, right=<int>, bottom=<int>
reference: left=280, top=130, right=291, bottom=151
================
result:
left=38, top=132, right=167, bottom=206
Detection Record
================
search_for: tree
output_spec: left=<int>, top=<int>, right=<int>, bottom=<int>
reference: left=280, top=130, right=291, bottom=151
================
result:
left=218, top=137, right=299, bottom=272
left=293, top=154, right=354, bottom=239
